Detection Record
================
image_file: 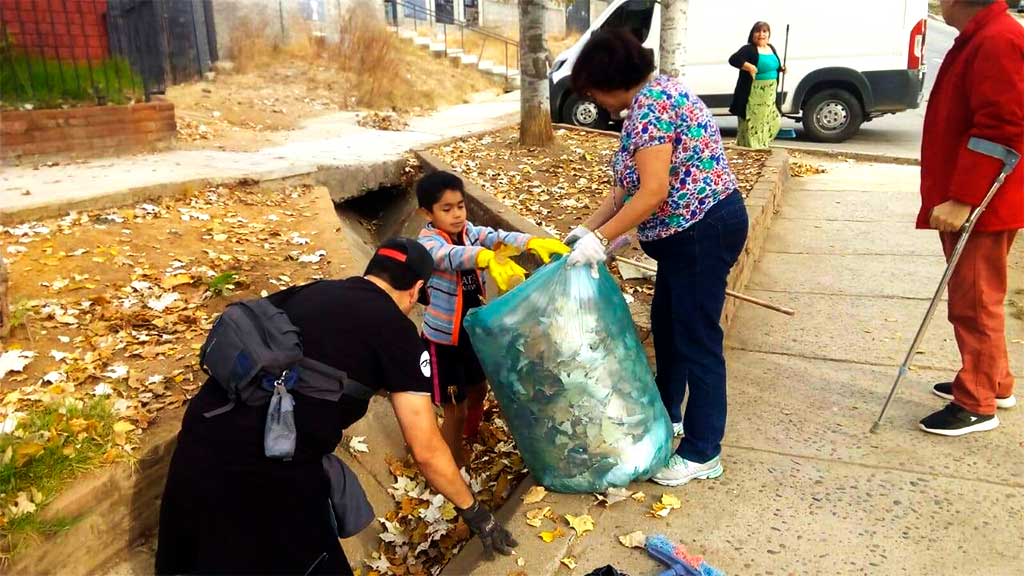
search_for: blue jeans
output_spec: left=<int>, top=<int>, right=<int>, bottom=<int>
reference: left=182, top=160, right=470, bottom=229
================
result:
left=640, top=191, right=748, bottom=464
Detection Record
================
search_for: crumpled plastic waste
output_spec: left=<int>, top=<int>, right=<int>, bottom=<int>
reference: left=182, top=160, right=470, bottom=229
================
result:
left=464, top=258, right=672, bottom=493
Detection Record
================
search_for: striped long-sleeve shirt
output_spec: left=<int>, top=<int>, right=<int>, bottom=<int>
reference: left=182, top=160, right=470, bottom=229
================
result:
left=418, top=222, right=531, bottom=345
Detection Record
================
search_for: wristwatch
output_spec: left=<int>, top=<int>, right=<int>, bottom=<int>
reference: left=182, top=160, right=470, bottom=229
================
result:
left=593, top=229, right=610, bottom=247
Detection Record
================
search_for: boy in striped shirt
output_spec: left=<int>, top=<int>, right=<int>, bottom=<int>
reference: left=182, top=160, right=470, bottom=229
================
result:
left=416, top=171, right=569, bottom=467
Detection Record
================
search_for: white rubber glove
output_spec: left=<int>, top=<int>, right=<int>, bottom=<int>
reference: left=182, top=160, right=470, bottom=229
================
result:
left=563, top=226, right=589, bottom=247
left=565, top=231, right=606, bottom=269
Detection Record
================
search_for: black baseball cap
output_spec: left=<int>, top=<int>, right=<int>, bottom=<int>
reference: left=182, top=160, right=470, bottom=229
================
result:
left=364, top=237, right=434, bottom=305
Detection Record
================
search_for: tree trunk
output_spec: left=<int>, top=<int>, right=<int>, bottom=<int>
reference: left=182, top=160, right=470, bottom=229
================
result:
left=519, top=0, right=554, bottom=147
left=0, top=257, right=9, bottom=338
left=659, top=0, right=688, bottom=78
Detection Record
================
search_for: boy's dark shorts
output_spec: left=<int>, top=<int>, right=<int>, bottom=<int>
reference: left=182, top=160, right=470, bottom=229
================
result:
left=424, top=334, right=486, bottom=405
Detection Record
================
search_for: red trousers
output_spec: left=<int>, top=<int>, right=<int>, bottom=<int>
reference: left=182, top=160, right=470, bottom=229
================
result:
left=940, top=230, right=1019, bottom=415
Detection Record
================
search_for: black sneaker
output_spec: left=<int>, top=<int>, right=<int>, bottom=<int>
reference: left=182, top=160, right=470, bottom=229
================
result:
left=919, top=403, right=999, bottom=437
left=932, top=382, right=1017, bottom=409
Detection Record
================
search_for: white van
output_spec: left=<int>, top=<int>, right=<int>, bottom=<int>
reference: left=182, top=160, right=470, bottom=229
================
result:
left=548, top=0, right=928, bottom=142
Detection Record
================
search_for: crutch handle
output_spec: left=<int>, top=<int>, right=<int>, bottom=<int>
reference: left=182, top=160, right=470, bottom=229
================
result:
left=967, top=137, right=1021, bottom=172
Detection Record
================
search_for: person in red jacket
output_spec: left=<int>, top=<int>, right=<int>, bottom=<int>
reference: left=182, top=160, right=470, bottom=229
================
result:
left=918, top=0, right=1023, bottom=436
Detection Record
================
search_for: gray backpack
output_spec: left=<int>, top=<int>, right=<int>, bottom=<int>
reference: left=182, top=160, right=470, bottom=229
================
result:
left=199, top=296, right=375, bottom=459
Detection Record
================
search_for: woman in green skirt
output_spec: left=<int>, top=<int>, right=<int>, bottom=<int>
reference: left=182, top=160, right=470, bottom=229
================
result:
left=728, top=22, right=785, bottom=149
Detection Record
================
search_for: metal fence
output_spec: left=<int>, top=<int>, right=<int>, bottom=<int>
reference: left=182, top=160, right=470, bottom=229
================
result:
left=384, top=0, right=519, bottom=87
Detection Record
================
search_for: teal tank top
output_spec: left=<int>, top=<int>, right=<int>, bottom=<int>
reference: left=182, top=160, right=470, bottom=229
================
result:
left=755, top=52, right=780, bottom=81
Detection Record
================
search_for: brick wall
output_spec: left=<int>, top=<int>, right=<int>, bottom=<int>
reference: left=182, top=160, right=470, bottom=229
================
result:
left=1, top=0, right=110, bottom=61
left=0, top=101, right=176, bottom=164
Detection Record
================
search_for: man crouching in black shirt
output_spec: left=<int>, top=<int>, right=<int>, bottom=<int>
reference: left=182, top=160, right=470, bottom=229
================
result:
left=155, top=238, right=516, bottom=575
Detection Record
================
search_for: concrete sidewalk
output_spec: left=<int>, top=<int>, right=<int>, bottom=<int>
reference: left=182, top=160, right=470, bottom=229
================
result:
left=0, top=92, right=519, bottom=222
left=449, top=160, right=1023, bottom=575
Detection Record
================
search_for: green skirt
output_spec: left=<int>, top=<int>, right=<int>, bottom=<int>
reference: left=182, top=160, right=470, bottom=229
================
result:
left=737, top=79, right=780, bottom=149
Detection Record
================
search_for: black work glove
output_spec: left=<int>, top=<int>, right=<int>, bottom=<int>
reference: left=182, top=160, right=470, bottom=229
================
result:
left=458, top=499, right=518, bottom=560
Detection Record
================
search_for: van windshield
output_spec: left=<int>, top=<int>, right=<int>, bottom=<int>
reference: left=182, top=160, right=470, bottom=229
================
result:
left=600, top=0, right=655, bottom=43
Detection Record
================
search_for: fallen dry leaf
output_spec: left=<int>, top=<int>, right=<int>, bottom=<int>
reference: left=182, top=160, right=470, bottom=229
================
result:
left=539, top=526, right=566, bottom=543
left=8, top=492, right=37, bottom=518
left=522, top=485, right=547, bottom=505
left=631, top=491, right=646, bottom=502
left=348, top=435, right=369, bottom=455
left=525, top=506, right=551, bottom=528
left=650, top=493, right=683, bottom=518
left=660, top=493, right=682, bottom=509
left=595, top=487, right=632, bottom=506
left=0, top=350, right=36, bottom=379
left=560, top=557, right=577, bottom=570
left=564, top=514, right=594, bottom=537
left=618, top=530, right=646, bottom=548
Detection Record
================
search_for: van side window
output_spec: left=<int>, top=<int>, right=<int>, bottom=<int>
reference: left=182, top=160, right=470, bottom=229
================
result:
left=600, top=0, right=655, bottom=43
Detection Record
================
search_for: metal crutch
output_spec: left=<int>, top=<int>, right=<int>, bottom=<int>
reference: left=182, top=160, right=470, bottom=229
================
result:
left=870, top=137, right=1022, bottom=433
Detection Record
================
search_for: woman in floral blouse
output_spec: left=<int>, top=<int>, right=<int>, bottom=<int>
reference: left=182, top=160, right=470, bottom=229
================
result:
left=565, top=29, right=748, bottom=487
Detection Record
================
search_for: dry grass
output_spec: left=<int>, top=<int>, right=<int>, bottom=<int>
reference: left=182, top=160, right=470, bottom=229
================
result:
left=336, top=1, right=501, bottom=110
left=226, top=13, right=277, bottom=74
left=337, top=1, right=407, bottom=107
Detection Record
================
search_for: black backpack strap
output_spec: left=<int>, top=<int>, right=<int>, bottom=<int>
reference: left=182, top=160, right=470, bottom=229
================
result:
left=203, top=400, right=236, bottom=418
left=297, top=357, right=376, bottom=402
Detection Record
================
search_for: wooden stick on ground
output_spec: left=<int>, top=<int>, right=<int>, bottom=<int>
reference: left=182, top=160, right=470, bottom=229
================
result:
left=613, top=255, right=796, bottom=317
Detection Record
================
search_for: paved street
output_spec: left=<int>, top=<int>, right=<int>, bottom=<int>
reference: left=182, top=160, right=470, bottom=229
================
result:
left=718, top=17, right=960, bottom=162
left=447, top=159, right=1024, bottom=576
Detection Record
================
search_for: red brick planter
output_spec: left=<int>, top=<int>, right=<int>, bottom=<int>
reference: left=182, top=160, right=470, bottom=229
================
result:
left=1, top=101, right=176, bottom=165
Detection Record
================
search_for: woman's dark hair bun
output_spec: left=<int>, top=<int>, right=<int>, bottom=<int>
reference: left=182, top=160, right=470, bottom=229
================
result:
left=570, top=29, right=656, bottom=95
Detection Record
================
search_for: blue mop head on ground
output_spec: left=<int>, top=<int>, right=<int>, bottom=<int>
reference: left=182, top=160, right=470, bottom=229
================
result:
left=645, top=534, right=725, bottom=576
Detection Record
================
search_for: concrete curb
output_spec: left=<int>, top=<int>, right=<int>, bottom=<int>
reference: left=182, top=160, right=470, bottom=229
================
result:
left=415, top=132, right=791, bottom=576
left=0, top=119, right=521, bottom=226
left=770, top=144, right=920, bottom=166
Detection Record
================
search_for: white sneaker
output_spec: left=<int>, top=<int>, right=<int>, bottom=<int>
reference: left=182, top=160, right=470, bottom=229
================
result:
left=651, top=454, right=723, bottom=487
left=672, top=421, right=684, bottom=437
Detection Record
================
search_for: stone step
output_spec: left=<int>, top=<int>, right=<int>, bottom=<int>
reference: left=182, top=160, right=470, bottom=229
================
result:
left=428, top=42, right=447, bottom=55
left=412, top=36, right=432, bottom=47
left=459, top=54, right=480, bottom=66
left=477, top=59, right=494, bottom=71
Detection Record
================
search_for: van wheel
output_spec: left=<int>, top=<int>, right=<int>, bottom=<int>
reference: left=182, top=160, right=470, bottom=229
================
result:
left=802, top=89, right=863, bottom=143
left=562, top=93, right=610, bottom=130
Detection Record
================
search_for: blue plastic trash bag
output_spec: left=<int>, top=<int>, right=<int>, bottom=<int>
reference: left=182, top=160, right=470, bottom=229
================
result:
left=464, top=259, right=672, bottom=492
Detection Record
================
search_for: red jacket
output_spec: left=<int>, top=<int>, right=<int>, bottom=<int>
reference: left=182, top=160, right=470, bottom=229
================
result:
left=919, top=3, right=1024, bottom=232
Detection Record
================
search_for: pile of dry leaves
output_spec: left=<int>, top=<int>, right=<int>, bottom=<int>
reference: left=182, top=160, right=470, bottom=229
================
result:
left=358, top=112, right=410, bottom=132
left=361, top=401, right=528, bottom=576
left=175, top=118, right=217, bottom=143
left=789, top=159, right=829, bottom=178
left=0, top=183, right=342, bottom=534
left=430, top=127, right=770, bottom=240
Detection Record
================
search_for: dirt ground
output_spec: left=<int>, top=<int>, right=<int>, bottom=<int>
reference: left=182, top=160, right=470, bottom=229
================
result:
left=1, top=182, right=350, bottom=430
left=429, top=127, right=770, bottom=305
left=170, top=40, right=503, bottom=152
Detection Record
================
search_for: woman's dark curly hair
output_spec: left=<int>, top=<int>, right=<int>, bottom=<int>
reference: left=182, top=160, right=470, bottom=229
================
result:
left=570, top=29, right=656, bottom=95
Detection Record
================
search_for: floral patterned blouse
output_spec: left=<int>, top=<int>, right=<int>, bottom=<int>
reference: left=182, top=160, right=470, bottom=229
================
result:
left=613, top=75, right=738, bottom=242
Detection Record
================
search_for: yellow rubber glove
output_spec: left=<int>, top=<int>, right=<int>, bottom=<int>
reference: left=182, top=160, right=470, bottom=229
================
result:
left=526, top=237, right=571, bottom=263
left=476, top=249, right=526, bottom=291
